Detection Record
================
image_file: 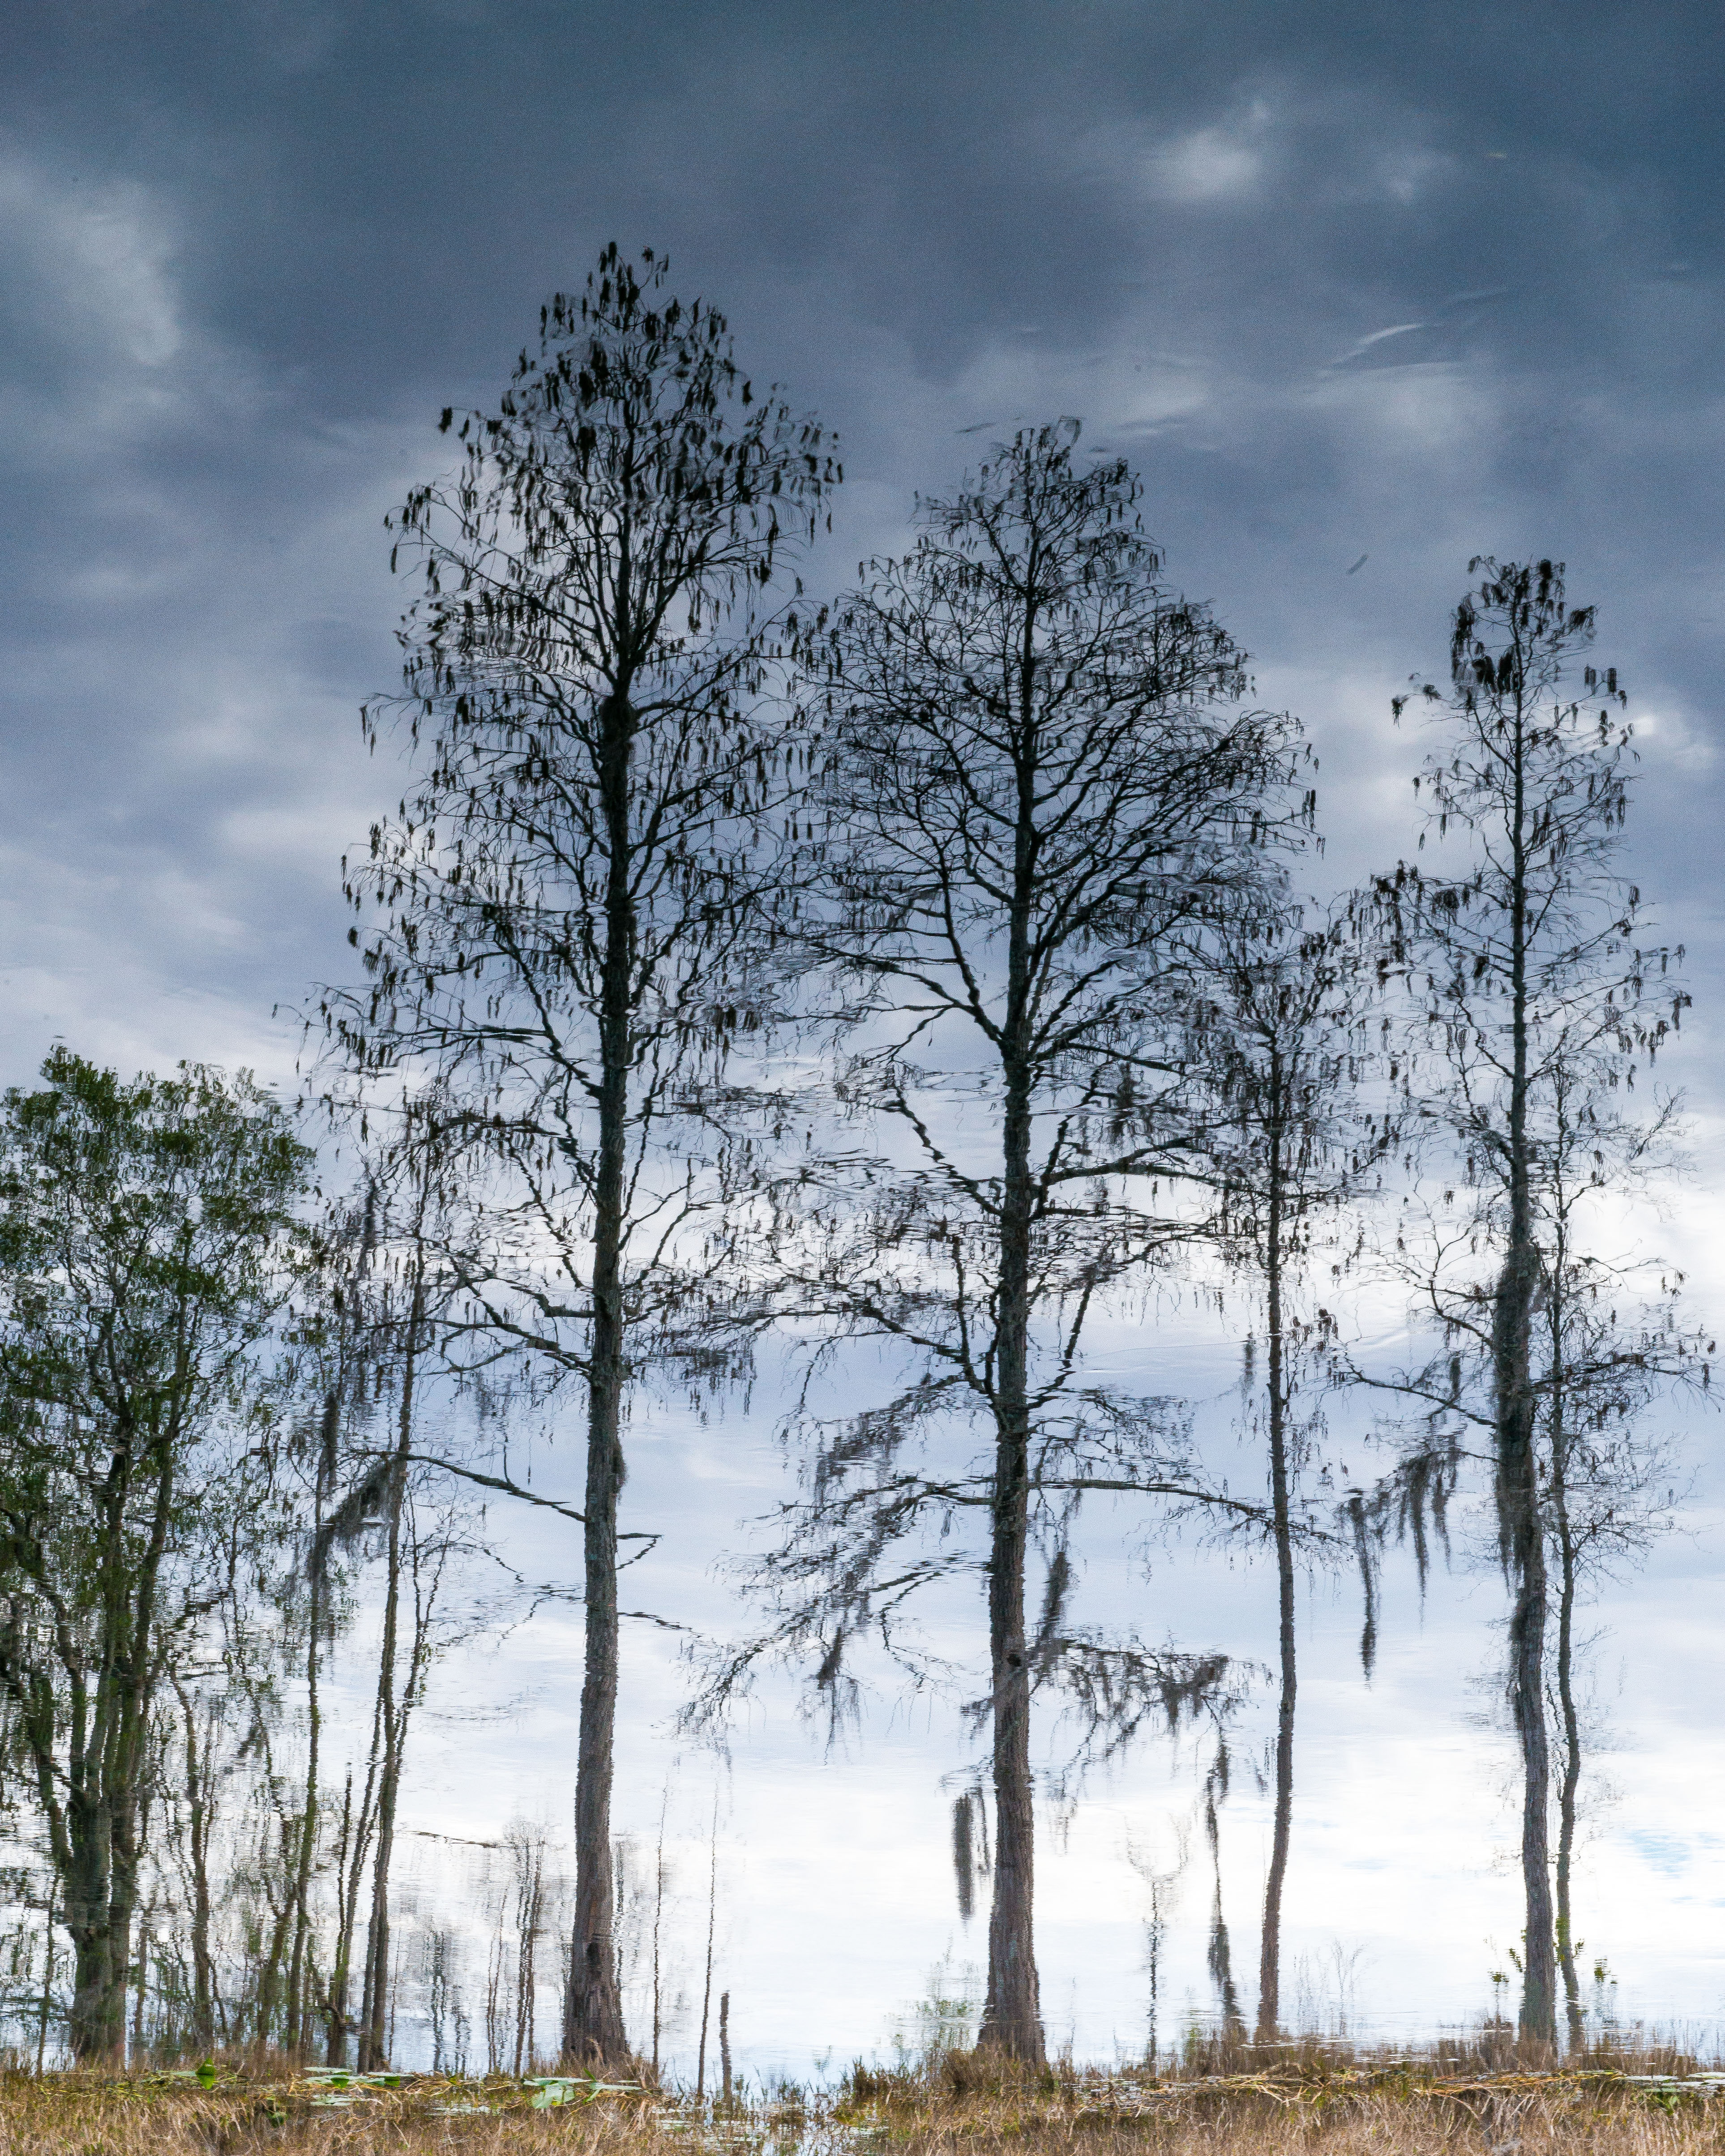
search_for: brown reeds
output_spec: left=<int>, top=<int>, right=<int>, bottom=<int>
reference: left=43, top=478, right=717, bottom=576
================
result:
left=2, top=2044, right=1724, bottom=2156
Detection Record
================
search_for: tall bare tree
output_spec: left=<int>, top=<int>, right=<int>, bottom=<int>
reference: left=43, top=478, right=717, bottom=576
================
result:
left=1196, top=918, right=1385, bottom=2040
left=1370, top=559, right=1691, bottom=2046
left=292, top=1104, right=488, bottom=2070
left=714, top=425, right=1303, bottom=2061
left=1532, top=1062, right=1694, bottom=2045
left=328, top=243, right=837, bottom=2066
left=278, top=1188, right=383, bottom=2062
left=350, top=1117, right=448, bottom=2075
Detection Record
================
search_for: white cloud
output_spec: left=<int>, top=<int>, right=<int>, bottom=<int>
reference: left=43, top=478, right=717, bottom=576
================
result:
left=1310, top=357, right=1497, bottom=458
left=1147, top=116, right=1267, bottom=203
left=1329, top=321, right=1430, bottom=368
left=1634, top=705, right=1718, bottom=774
left=950, top=336, right=1215, bottom=444
left=0, top=146, right=263, bottom=465
left=1066, top=102, right=1275, bottom=210
left=0, top=153, right=182, bottom=369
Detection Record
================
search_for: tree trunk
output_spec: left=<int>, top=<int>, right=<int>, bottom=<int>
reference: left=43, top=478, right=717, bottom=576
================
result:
left=981, top=1222, right=1039, bottom=2062
left=513, top=1836, right=541, bottom=2075
left=1256, top=1091, right=1295, bottom=2043
left=171, top=1678, right=216, bottom=2053
left=649, top=1803, right=667, bottom=2077
left=36, top=1877, right=57, bottom=2071
left=254, top=1861, right=296, bottom=2050
left=286, top=1391, right=336, bottom=2059
left=1551, top=1381, right=1585, bottom=2052
left=132, top=1922, right=149, bottom=2058
left=696, top=1804, right=717, bottom=2097
left=1504, top=1370, right=1553, bottom=2049
left=64, top=1790, right=133, bottom=2065
left=563, top=689, right=632, bottom=2070
left=187, top=1814, right=214, bottom=2053
left=1144, top=1880, right=1166, bottom=2070
left=358, top=1288, right=419, bottom=2072
left=979, top=668, right=1044, bottom=2066
left=1498, top=710, right=1556, bottom=2050
left=60, top=1446, right=158, bottom=2062
left=719, top=1990, right=732, bottom=2108
left=62, top=1478, right=154, bottom=2067
left=1206, top=1782, right=1243, bottom=2040
left=67, top=1907, right=124, bottom=2065
left=322, top=1770, right=364, bottom=2065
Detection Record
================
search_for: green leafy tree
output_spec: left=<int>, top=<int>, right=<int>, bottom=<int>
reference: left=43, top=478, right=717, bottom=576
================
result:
left=0, top=1052, right=312, bottom=2062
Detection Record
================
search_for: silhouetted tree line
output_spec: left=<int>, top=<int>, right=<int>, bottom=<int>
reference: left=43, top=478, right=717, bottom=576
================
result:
left=0, top=247, right=1705, bottom=2070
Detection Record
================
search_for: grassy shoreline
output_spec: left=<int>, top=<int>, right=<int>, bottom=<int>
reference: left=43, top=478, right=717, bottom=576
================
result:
left=7, top=2045, right=1725, bottom=2156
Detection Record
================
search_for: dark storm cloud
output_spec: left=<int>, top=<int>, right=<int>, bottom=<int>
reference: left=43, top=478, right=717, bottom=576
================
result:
left=2, top=0, right=1721, bottom=1083
left=14, top=2, right=1718, bottom=383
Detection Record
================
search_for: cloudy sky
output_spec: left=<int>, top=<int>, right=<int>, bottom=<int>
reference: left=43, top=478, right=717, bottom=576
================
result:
left=5, top=0, right=1725, bottom=2074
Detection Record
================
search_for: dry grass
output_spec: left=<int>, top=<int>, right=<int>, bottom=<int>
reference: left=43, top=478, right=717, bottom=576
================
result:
left=0, top=2070, right=669, bottom=2156
left=858, top=2079, right=1725, bottom=2156
left=6, top=2049, right=1725, bottom=2156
